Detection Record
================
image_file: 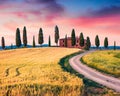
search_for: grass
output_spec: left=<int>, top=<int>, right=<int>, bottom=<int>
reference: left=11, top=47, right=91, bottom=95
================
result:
left=0, top=47, right=83, bottom=96
left=59, top=50, right=120, bottom=96
left=59, top=51, right=110, bottom=96
left=82, top=50, right=120, bottom=78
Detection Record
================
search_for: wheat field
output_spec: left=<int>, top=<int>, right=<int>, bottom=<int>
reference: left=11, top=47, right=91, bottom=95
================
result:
left=82, top=50, right=120, bottom=78
left=0, top=47, right=83, bottom=96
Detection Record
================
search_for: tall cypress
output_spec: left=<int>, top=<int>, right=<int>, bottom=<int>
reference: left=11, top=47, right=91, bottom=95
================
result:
left=79, top=32, right=84, bottom=47
left=55, top=25, right=59, bottom=46
left=33, top=36, right=36, bottom=47
left=71, top=29, right=76, bottom=46
left=16, top=28, right=21, bottom=47
left=23, top=26, right=27, bottom=47
left=11, top=43, right=13, bottom=49
left=86, top=37, right=91, bottom=50
left=38, top=28, right=44, bottom=46
left=95, top=35, right=100, bottom=48
left=1, top=37, right=5, bottom=49
left=104, top=37, right=108, bottom=49
left=48, top=35, right=51, bottom=47
left=114, top=41, right=116, bottom=50
left=65, top=34, right=67, bottom=47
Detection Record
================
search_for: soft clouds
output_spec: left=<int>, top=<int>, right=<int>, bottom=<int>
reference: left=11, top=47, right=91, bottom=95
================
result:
left=0, top=0, right=120, bottom=46
left=25, top=0, right=64, bottom=14
left=0, top=0, right=64, bottom=21
left=89, top=5, right=120, bottom=17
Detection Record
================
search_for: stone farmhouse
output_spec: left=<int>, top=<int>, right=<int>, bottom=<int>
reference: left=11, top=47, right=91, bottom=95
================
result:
left=59, top=37, right=86, bottom=48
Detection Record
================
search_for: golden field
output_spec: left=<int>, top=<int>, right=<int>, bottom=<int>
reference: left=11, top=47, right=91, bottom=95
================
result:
left=82, top=50, right=120, bottom=77
left=0, top=47, right=83, bottom=96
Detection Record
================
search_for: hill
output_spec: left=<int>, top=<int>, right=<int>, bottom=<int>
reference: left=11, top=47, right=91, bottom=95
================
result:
left=82, top=50, right=120, bottom=77
left=0, top=47, right=83, bottom=96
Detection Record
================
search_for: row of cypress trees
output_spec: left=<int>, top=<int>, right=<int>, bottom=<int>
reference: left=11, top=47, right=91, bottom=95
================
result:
left=70, top=29, right=91, bottom=50
left=1, top=26, right=60, bottom=49
left=69, top=29, right=109, bottom=50
left=16, top=26, right=59, bottom=48
left=0, top=26, right=113, bottom=50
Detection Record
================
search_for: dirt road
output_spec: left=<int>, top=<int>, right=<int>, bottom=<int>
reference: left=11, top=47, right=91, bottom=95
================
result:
left=69, top=50, right=120, bottom=92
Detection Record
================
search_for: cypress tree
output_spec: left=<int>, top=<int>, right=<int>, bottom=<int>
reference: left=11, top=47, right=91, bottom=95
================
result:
left=86, top=36, right=91, bottom=50
left=23, top=26, right=27, bottom=47
left=48, top=35, right=51, bottom=47
left=16, top=28, right=21, bottom=47
left=114, top=41, right=116, bottom=50
left=65, top=35, right=67, bottom=47
left=104, top=37, right=108, bottom=49
left=1, top=37, right=5, bottom=49
left=79, top=32, right=84, bottom=47
left=55, top=25, right=59, bottom=46
left=11, top=43, right=13, bottom=49
left=71, top=29, right=76, bottom=46
left=38, top=28, right=44, bottom=46
left=33, top=36, right=36, bottom=47
left=95, top=35, right=100, bottom=48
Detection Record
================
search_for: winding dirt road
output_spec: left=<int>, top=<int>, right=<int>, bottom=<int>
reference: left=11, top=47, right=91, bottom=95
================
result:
left=69, top=50, right=120, bottom=92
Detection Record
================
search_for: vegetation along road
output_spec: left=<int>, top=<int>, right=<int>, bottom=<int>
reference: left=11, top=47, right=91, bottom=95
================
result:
left=69, top=50, right=120, bottom=92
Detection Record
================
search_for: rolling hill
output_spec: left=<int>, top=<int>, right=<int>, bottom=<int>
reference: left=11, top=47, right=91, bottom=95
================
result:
left=0, top=47, right=83, bottom=96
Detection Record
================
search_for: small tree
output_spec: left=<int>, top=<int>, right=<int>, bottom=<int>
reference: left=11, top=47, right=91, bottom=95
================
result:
left=55, top=25, right=59, bottom=46
left=23, top=26, right=27, bottom=47
left=71, top=29, right=76, bottom=46
left=33, top=36, right=36, bottom=47
left=85, top=36, right=91, bottom=50
left=114, top=41, right=116, bottom=50
left=104, top=37, right=108, bottom=49
left=11, top=43, right=13, bottom=49
left=95, top=35, right=100, bottom=48
left=65, top=35, right=67, bottom=47
left=38, top=28, right=44, bottom=46
left=79, top=32, right=84, bottom=47
left=48, top=35, right=51, bottom=47
left=16, top=28, right=21, bottom=47
left=1, top=37, right=5, bottom=49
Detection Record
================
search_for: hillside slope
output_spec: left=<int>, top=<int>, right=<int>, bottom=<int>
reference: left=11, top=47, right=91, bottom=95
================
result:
left=0, top=48, right=83, bottom=96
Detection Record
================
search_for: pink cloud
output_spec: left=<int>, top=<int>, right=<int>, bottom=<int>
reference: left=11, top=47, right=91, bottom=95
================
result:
left=68, top=15, right=120, bottom=28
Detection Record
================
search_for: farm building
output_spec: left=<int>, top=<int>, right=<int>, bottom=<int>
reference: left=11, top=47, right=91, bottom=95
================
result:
left=59, top=37, right=86, bottom=48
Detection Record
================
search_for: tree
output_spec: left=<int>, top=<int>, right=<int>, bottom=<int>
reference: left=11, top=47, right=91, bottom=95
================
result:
left=33, top=36, right=36, bottom=47
left=48, top=35, right=51, bottom=47
left=16, top=28, right=21, bottom=47
left=114, top=41, right=116, bottom=50
left=104, top=37, right=108, bottom=49
left=11, top=43, right=13, bottom=49
left=95, top=35, right=100, bottom=48
left=55, top=25, right=59, bottom=46
left=85, top=36, right=91, bottom=50
left=38, top=28, right=44, bottom=46
left=79, top=32, right=84, bottom=47
left=65, top=35, right=67, bottom=47
left=1, top=37, right=5, bottom=49
left=23, top=26, right=27, bottom=47
left=71, top=29, right=76, bottom=46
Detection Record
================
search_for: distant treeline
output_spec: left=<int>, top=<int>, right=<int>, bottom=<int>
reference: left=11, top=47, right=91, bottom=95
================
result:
left=1, top=26, right=116, bottom=50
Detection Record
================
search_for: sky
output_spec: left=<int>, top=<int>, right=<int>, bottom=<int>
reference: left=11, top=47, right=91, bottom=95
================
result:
left=0, top=0, right=120, bottom=46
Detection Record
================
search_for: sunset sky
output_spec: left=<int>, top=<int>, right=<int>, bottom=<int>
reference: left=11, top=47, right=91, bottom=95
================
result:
left=0, top=0, right=120, bottom=46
